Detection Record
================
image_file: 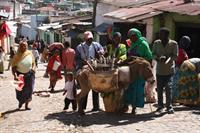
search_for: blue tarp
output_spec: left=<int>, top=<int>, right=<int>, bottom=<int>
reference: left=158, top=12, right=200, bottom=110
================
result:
left=93, top=23, right=112, bottom=33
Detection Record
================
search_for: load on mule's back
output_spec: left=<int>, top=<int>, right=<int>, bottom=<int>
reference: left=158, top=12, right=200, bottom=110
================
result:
left=75, top=30, right=154, bottom=114
left=76, top=56, right=155, bottom=113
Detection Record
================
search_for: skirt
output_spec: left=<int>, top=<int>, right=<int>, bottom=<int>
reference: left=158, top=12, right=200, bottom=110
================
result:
left=124, top=78, right=145, bottom=108
left=16, top=71, right=35, bottom=104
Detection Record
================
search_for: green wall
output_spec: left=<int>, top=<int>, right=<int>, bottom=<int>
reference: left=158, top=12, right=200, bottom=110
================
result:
left=153, top=13, right=200, bottom=40
left=152, top=16, right=161, bottom=41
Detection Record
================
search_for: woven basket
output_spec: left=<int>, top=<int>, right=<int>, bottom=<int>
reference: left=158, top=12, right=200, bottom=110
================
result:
left=88, top=69, right=118, bottom=93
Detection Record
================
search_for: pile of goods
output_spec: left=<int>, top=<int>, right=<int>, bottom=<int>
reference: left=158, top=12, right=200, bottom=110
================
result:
left=88, top=57, right=123, bottom=112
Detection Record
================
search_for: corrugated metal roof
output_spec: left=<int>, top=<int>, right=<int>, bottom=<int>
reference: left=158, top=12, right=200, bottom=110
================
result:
left=128, top=11, right=162, bottom=22
left=37, top=23, right=60, bottom=31
left=143, top=0, right=184, bottom=9
left=37, top=6, right=55, bottom=12
left=103, top=0, right=169, bottom=21
left=99, top=0, right=164, bottom=8
left=157, top=3, right=200, bottom=15
left=104, top=7, right=156, bottom=20
left=103, top=0, right=200, bottom=22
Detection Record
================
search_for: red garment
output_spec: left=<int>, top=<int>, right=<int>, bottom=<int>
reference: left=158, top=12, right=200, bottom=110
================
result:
left=62, top=48, right=75, bottom=70
left=47, top=55, right=62, bottom=79
left=176, top=48, right=188, bottom=66
left=33, top=42, right=38, bottom=49
left=16, top=75, right=24, bottom=91
left=126, top=39, right=131, bottom=47
left=0, top=22, right=11, bottom=40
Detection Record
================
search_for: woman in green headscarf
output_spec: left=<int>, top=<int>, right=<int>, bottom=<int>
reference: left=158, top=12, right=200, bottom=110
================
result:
left=124, top=28, right=152, bottom=114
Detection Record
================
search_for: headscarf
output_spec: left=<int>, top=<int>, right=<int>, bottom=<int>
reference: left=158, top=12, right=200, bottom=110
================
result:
left=127, top=28, right=147, bottom=49
left=127, top=28, right=152, bottom=61
left=179, top=36, right=191, bottom=49
left=113, top=32, right=122, bottom=47
left=128, top=28, right=142, bottom=39
left=113, top=32, right=121, bottom=38
left=12, top=41, right=35, bottom=67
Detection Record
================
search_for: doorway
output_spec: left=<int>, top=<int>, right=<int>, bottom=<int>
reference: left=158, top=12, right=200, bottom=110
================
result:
left=176, top=23, right=200, bottom=58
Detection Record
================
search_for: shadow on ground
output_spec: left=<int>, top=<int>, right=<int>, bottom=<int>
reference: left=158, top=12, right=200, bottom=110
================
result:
left=1, top=108, right=27, bottom=119
left=2, top=107, right=33, bottom=117
left=44, top=110, right=165, bottom=128
left=174, top=106, right=200, bottom=112
left=2, top=108, right=19, bottom=116
left=44, top=105, right=200, bottom=127
left=153, top=104, right=200, bottom=112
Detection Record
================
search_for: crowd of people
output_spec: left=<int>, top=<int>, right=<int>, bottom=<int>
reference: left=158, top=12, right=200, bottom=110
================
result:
left=3, top=27, right=199, bottom=115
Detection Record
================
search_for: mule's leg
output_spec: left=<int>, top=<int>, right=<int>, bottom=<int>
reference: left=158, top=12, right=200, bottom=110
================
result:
left=76, top=69, right=91, bottom=115
left=77, top=97, right=85, bottom=115
left=76, top=72, right=91, bottom=101
left=76, top=85, right=90, bottom=115
left=76, top=87, right=90, bottom=100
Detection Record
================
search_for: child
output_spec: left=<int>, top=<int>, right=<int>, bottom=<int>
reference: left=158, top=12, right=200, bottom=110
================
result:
left=47, top=49, right=62, bottom=92
left=32, top=45, right=40, bottom=67
left=63, top=72, right=77, bottom=111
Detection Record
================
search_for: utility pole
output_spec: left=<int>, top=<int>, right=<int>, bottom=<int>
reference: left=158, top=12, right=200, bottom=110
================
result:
left=35, top=0, right=38, bottom=26
left=35, top=0, right=39, bottom=40
left=92, top=0, right=98, bottom=28
left=12, top=0, right=16, bottom=20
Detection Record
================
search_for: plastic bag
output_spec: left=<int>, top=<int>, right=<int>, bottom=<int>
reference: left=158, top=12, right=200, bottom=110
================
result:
left=52, top=60, right=61, bottom=71
left=13, top=74, right=24, bottom=91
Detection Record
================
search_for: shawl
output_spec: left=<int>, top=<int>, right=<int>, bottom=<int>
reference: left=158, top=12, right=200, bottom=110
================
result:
left=12, top=50, right=35, bottom=68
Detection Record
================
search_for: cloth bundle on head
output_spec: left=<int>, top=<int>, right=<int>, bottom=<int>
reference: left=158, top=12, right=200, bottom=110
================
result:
left=84, top=31, right=93, bottom=40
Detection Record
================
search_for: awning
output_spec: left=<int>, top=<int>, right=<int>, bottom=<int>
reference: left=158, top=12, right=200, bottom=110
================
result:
left=93, top=23, right=112, bottom=34
left=37, top=25, right=52, bottom=31
left=37, top=23, right=60, bottom=31
left=0, top=12, right=9, bottom=18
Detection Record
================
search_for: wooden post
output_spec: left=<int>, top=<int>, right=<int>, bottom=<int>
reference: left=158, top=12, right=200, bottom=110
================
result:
left=92, top=0, right=98, bottom=28
left=12, top=0, right=16, bottom=20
